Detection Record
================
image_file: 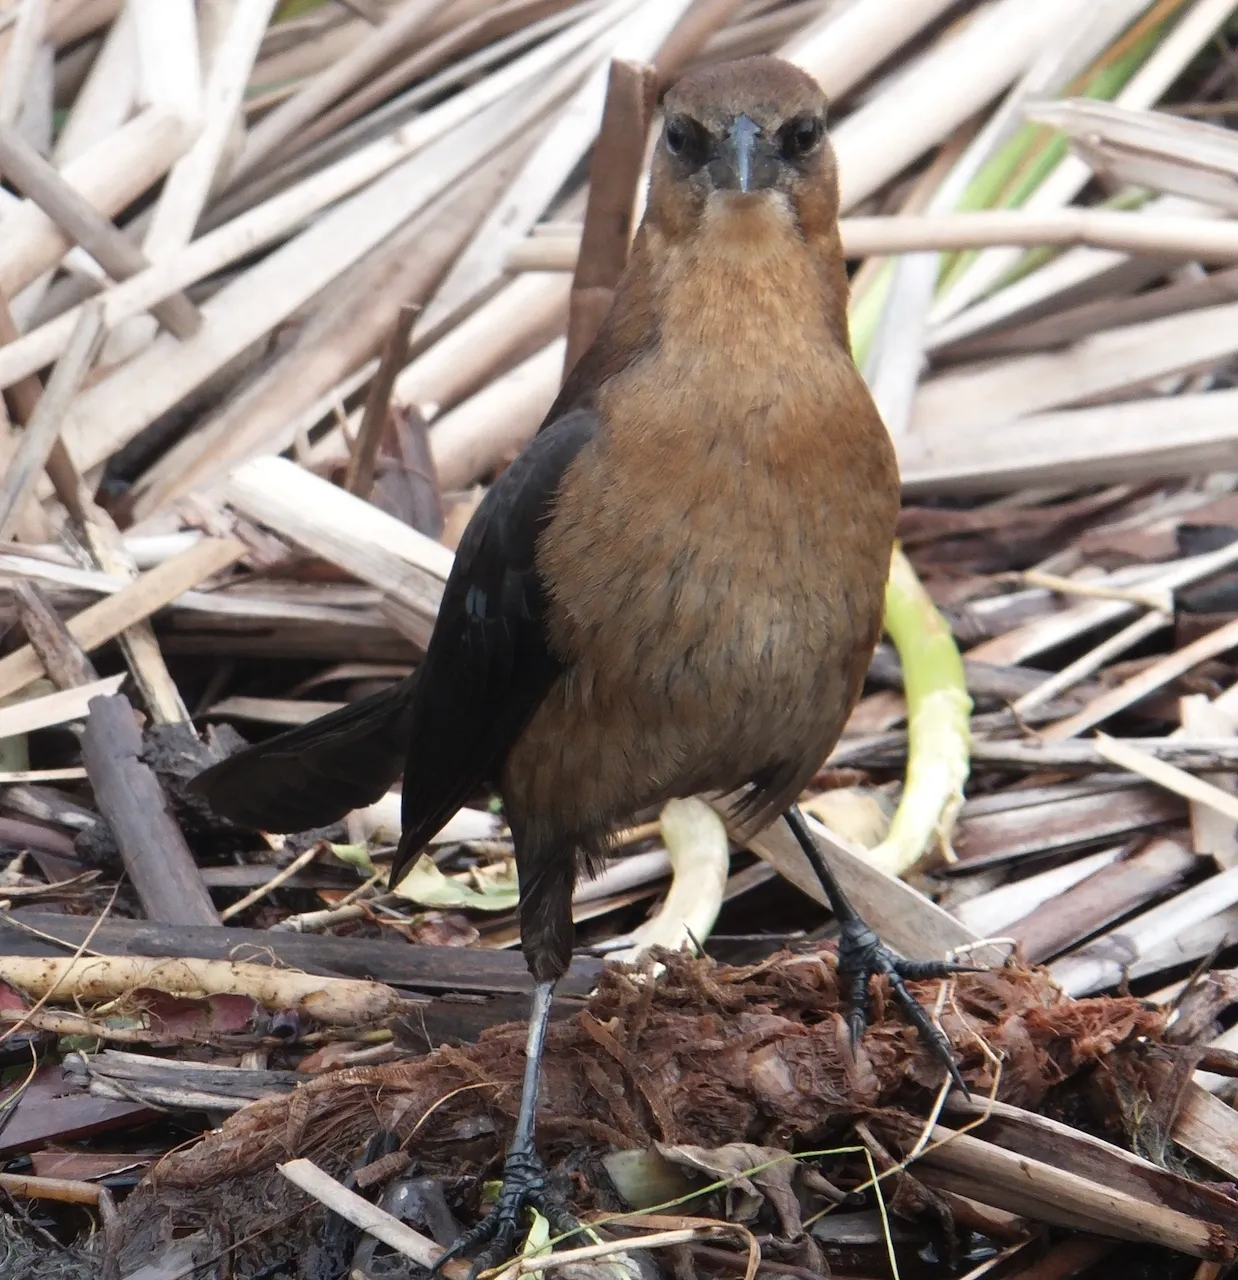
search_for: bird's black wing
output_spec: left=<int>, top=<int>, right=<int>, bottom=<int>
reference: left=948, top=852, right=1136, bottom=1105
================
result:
left=389, top=408, right=597, bottom=881
left=190, top=409, right=596, bottom=854
left=187, top=677, right=419, bottom=832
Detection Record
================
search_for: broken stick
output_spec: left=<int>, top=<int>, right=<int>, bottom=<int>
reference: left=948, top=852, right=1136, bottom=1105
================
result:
left=80, top=694, right=219, bottom=927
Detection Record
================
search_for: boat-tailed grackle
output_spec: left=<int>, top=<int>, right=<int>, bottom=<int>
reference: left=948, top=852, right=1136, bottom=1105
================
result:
left=190, top=54, right=972, bottom=1274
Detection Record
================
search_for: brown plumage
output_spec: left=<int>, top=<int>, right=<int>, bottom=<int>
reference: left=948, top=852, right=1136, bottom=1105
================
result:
left=190, top=55, right=960, bottom=1272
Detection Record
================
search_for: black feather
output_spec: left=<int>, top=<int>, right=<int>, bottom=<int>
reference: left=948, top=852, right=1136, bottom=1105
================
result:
left=189, top=409, right=598, bottom=864
left=388, top=408, right=597, bottom=883
left=187, top=676, right=418, bottom=832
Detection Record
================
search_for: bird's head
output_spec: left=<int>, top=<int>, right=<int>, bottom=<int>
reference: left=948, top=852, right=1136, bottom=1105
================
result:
left=648, top=56, right=837, bottom=239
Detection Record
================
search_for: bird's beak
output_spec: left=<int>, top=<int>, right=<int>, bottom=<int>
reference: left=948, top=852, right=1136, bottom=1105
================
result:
left=712, top=114, right=779, bottom=193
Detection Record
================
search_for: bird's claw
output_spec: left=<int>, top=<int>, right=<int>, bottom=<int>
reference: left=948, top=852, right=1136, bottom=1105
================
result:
left=432, top=1147, right=579, bottom=1280
left=837, top=917, right=978, bottom=1096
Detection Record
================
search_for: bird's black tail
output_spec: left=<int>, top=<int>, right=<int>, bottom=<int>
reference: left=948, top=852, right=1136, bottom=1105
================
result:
left=188, top=676, right=419, bottom=833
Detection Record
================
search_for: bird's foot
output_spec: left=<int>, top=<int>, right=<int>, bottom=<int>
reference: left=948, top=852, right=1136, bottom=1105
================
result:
left=837, top=916, right=978, bottom=1095
left=433, top=1147, right=579, bottom=1279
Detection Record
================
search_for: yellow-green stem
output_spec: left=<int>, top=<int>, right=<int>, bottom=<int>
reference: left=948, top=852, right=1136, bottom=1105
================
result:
left=869, top=545, right=972, bottom=877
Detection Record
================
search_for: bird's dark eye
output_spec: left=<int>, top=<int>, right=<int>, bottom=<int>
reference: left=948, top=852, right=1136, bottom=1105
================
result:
left=665, top=120, right=687, bottom=155
left=783, top=116, right=823, bottom=158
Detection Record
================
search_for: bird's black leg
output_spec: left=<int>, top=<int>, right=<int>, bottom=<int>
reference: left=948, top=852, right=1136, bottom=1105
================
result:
left=432, top=979, right=579, bottom=1278
left=785, top=805, right=974, bottom=1094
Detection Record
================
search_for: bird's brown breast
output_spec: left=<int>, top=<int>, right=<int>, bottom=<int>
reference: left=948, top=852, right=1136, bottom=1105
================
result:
left=505, top=196, right=898, bottom=837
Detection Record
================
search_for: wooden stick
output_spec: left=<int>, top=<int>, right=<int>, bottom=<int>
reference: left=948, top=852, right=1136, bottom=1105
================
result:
left=0, top=123, right=200, bottom=337
left=280, top=1159, right=466, bottom=1276
left=564, top=58, right=656, bottom=375
left=0, top=537, right=246, bottom=701
left=0, top=301, right=103, bottom=544
left=228, top=0, right=457, bottom=185
left=81, top=694, right=219, bottom=927
left=345, top=302, right=419, bottom=498
left=12, top=578, right=98, bottom=690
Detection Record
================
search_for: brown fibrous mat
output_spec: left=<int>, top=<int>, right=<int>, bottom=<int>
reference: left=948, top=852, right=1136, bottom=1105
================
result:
left=140, top=949, right=1163, bottom=1197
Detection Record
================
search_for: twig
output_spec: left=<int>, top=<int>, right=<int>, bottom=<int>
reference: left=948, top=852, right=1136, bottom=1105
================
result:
left=0, top=1171, right=101, bottom=1206
left=1011, top=610, right=1172, bottom=718
left=218, top=842, right=324, bottom=924
left=345, top=302, right=419, bottom=498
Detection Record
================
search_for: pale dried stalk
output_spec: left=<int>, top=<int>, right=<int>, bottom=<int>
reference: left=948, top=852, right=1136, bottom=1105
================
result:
left=1093, top=734, right=1238, bottom=826
left=1011, top=610, right=1172, bottom=717
left=912, top=298, right=1238, bottom=436
left=63, top=111, right=551, bottom=488
left=128, top=0, right=200, bottom=121
left=103, top=0, right=277, bottom=364
left=279, top=1160, right=464, bottom=1275
left=0, top=537, right=245, bottom=701
left=827, top=0, right=1082, bottom=211
left=430, top=338, right=565, bottom=489
left=1052, top=863, right=1238, bottom=996
left=230, top=0, right=457, bottom=183
left=970, top=538, right=1238, bottom=666
left=52, top=2, right=136, bottom=163
left=423, top=0, right=696, bottom=327
left=782, top=0, right=959, bottom=99
left=0, top=123, right=201, bottom=337
left=0, top=675, right=124, bottom=738
left=0, top=302, right=102, bottom=544
left=510, top=206, right=1238, bottom=272
left=0, top=0, right=47, bottom=127
left=900, top=385, right=1238, bottom=497
left=217, top=843, right=323, bottom=923
left=926, top=193, right=1216, bottom=352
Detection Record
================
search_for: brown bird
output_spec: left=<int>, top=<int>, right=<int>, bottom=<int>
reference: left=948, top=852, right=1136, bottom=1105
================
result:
left=191, top=54, right=968, bottom=1271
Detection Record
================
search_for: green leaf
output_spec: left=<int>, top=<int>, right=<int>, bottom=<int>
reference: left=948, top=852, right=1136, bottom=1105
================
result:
left=328, top=842, right=377, bottom=874
left=390, top=854, right=519, bottom=911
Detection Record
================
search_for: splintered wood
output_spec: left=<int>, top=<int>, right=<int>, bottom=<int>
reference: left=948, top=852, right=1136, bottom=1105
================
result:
left=6, top=1, right=1238, bottom=1278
